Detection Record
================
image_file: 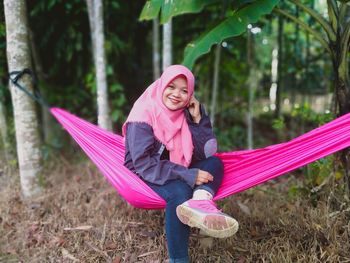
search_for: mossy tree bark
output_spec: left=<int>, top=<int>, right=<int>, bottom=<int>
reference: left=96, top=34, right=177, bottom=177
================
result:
left=4, top=0, right=43, bottom=198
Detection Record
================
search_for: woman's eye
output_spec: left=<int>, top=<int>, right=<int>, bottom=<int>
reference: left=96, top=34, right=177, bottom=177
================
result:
left=168, top=86, right=175, bottom=90
left=182, top=90, right=188, bottom=94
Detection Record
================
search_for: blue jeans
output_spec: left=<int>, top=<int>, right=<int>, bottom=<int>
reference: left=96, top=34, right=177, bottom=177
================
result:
left=146, top=156, right=224, bottom=262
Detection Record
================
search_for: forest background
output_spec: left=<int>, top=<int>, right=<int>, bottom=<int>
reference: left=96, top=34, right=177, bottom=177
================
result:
left=0, top=0, right=349, bottom=262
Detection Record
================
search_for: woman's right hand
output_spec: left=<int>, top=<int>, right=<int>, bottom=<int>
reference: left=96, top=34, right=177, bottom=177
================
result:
left=195, top=170, right=214, bottom=185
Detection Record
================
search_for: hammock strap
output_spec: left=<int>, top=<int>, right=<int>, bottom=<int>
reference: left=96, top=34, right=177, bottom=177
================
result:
left=8, top=68, right=50, bottom=108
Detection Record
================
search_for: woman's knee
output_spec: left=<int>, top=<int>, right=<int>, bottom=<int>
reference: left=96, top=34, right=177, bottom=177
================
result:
left=167, top=181, right=192, bottom=204
left=207, top=156, right=224, bottom=173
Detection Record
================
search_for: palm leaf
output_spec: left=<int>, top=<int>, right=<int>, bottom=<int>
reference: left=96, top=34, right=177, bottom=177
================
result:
left=139, top=0, right=218, bottom=23
left=182, top=0, right=279, bottom=69
left=139, top=0, right=162, bottom=21
left=160, top=0, right=218, bottom=23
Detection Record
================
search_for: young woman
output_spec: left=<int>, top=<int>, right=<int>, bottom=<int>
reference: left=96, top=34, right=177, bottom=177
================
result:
left=123, top=65, right=238, bottom=263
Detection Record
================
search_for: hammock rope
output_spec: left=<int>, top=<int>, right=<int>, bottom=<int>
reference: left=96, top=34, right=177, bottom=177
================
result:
left=9, top=69, right=50, bottom=108
left=9, top=70, right=350, bottom=210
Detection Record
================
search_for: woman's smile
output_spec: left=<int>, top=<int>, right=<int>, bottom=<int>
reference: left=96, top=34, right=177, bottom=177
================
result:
left=169, top=97, right=181, bottom=103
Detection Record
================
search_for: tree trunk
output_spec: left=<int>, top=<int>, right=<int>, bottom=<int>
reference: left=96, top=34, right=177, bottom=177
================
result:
left=247, top=30, right=254, bottom=149
left=86, top=0, right=112, bottom=131
left=334, top=2, right=350, bottom=195
left=4, top=0, right=43, bottom=198
left=153, top=18, right=160, bottom=80
left=275, top=15, right=284, bottom=118
left=162, top=19, right=172, bottom=71
left=209, top=3, right=228, bottom=127
left=290, top=6, right=299, bottom=138
left=29, top=29, right=55, bottom=144
left=305, top=27, right=310, bottom=97
left=335, top=58, right=350, bottom=116
left=210, top=44, right=221, bottom=127
left=334, top=65, right=350, bottom=195
left=270, top=48, right=278, bottom=111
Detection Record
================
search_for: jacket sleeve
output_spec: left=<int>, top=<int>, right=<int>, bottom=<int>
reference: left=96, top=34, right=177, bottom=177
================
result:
left=125, top=122, right=198, bottom=188
left=185, top=105, right=218, bottom=163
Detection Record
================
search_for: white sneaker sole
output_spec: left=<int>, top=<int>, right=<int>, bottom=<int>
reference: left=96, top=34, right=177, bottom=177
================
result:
left=176, top=204, right=239, bottom=238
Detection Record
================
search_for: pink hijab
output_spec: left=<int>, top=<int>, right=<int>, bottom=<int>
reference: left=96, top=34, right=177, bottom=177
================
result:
left=122, top=65, right=195, bottom=167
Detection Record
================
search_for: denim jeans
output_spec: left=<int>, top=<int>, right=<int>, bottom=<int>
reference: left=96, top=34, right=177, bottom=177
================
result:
left=146, top=156, right=224, bottom=262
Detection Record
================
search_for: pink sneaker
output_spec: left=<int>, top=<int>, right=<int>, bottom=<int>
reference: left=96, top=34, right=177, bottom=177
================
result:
left=176, top=199, right=239, bottom=238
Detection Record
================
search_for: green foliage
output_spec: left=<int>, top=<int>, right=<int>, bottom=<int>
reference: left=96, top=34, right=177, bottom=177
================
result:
left=0, top=7, right=8, bottom=101
left=85, top=71, right=96, bottom=94
left=291, top=103, right=334, bottom=125
left=139, top=0, right=162, bottom=21
left=140, top=0, right=218, bottom=23
left=232, top=0, right=257, bottom=7
left=183, top=0, right=279, bottom=68
left=24, top=0, right=150, bottom=128
left=288, top=155, right=339, bottom=201
left=139, top=0, right=279, bottom=68
left=307, top=156, right=334, bottom=186
left=28, top=0, right=92, bottom=112
left=288, top=184, right=303, bottom=199
left=161, top=0, right=218, bottom=23
left=276, top=0, right=350, bottom=121
left=272, top=117, right=285, bottom=130
left=110, top=83, right=126, bottom=124
left=216, top=125, right=246, bottom=151
left=0, top=23, right=5, bottom=49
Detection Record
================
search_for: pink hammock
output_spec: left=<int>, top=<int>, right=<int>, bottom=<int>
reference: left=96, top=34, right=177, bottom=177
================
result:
left=51, top=107, right=350, bottom=209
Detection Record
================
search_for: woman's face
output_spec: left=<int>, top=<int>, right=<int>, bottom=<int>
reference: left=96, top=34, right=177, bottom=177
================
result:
left=162, top=76, right=189, bottom=111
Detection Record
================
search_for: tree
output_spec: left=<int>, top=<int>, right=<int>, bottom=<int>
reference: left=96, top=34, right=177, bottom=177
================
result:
left=4, top=0, right=43, bottom=198
left=275, top=12, right=284, bottom=118
left=210, top=44, right=221, bottom=127
left=153, top=18, right=161, bottom=79
left=274, top=0, right=350, bottom=193
left=246, top=28, right=254, bottom=149
left=162, top=19, right=172, bottom=70
left=86, top=0, right=112, bottom=131
left=28, top=29, right=56, bottom=145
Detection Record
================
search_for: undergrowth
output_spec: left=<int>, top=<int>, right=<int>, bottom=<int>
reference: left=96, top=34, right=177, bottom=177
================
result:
left=0, top=154, right=349, bottom=263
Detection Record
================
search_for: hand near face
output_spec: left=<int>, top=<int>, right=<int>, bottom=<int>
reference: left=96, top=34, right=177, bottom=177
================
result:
left=188, top=96, right=201, bottom=123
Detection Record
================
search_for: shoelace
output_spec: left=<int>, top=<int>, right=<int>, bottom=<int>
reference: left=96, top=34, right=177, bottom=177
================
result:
left=191, top=200, right=222, bottom=213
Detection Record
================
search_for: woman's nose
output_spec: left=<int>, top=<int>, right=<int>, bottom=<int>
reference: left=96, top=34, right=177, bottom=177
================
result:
left=173, top=89, right=180, bottom=97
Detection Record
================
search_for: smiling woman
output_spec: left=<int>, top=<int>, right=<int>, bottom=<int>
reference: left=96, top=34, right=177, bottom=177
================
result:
left=122, top=64, right=238, bottom=262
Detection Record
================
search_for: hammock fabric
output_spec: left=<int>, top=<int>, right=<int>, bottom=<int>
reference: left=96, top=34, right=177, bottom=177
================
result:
left=51, top=107, right=350, bottom=209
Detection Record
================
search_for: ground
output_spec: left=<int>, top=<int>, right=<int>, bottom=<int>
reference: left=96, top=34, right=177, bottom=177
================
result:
left=0, top=155, right=349, bottom=263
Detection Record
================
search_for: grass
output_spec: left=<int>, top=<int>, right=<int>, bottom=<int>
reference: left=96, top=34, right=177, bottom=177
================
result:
left=0, top=154, right=349, bottom=263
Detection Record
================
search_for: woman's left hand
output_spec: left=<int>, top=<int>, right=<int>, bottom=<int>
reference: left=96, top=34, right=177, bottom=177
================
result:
left=188, top=96, right=201, bottom=123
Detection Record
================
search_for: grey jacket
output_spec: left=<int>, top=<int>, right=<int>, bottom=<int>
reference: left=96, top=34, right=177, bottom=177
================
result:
left=124, top=106, right=217, bottom=188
